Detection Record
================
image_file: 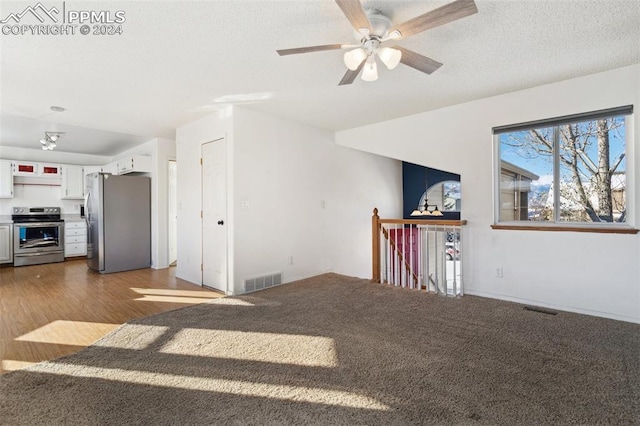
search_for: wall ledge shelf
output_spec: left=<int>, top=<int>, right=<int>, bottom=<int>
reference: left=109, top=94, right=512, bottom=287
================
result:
left=14, top=183, right=62, bottom=187
left=491, top=224, right=639, bottom=235
left=13, top=176, right=62, bottom=186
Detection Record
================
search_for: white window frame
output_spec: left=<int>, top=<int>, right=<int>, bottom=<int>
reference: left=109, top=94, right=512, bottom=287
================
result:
left=493, top=106, right=635, bottom=231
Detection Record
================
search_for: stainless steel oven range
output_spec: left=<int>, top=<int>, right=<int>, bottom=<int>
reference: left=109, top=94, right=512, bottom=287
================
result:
left=12, top=207, right=65, bottom=267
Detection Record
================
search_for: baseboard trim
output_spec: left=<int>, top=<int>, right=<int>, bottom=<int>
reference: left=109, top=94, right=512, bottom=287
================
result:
left=464, top=288, right=640, bottom=324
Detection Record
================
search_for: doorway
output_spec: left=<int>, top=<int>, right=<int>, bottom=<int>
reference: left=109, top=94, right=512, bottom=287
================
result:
left=201, top=138, right=227, bottom=293
left=168, top=160, right=178, bottom=266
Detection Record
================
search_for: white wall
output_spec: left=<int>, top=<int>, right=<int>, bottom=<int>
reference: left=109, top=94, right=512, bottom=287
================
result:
left=175, top=107, right=401, bottom=295
left=232, top=108, right=402, bottom=294
left=175, top=109, right=234, bottom=286
left=153, top=138, right=177, bottom=269
left=336, top=64, right=640, bottom=323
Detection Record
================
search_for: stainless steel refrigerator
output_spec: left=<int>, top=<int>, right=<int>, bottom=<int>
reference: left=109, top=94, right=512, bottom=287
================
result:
left=85, top=173, right=151, bottom=274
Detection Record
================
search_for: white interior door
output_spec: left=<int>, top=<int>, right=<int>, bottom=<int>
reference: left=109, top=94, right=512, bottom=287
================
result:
left=168, top=160, right=178, bottom=265
left=202, top=139, right=227, bottom=292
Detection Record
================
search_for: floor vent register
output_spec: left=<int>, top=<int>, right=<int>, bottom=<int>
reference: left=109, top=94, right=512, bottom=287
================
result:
left=244, top=272, right=283, bottom=293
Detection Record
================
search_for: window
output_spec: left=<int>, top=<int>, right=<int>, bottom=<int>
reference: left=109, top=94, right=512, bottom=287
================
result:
left=494, top=106, right=632, bottom=227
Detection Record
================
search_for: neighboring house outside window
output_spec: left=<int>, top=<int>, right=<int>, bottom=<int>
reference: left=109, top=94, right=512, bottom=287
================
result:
left=500, top=161, right=539, bottom=221
left=493, top=105, right=632, bottom=228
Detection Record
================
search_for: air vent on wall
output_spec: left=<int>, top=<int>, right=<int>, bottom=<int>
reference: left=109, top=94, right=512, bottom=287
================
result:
left=244, top=272, right=283, bottom=293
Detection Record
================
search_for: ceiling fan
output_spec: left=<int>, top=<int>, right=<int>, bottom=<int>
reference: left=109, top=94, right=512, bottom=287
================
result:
left=277, top=0, right=478, bottom=85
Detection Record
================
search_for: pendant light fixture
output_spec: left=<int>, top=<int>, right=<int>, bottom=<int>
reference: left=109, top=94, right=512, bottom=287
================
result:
left=410, top=182, right=444, bottom=217
left=39, top=107, right=66, bottom=151
left=40, top=132, right=64, bottom=151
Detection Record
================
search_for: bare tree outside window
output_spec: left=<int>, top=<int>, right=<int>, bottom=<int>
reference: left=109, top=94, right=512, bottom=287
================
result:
left=498, top=115, right=626, bottom=223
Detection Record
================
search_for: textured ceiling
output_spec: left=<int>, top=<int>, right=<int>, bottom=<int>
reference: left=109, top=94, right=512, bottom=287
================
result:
left=1, top=0, right=639, bottom=156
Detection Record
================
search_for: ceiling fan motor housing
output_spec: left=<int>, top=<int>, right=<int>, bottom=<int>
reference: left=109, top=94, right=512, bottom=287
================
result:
left=354, top=10, right=393, bottom=40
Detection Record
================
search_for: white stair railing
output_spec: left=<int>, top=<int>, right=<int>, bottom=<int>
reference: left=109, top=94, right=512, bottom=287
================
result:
left=372, top=208, right=466, bottom=296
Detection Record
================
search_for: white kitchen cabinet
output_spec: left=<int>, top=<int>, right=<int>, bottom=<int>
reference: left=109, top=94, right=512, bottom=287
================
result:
left=84, top=165, right=103, bottom=176
left=64, top=221, right=87, bottom=257
left=11, top=161, right=62, bottom=177
left=0, top=160, right=13, bottom=198
left=39, top=163, right=62, bottom=176
left=61, top=165, right=85, bottom=199
left=117, top=155, right=151, bottom=175
left=103, top=161, right=119, bottom=175
left=12, top=161, right=38, bottom=176
left=0, top=223, right=13, bottom=264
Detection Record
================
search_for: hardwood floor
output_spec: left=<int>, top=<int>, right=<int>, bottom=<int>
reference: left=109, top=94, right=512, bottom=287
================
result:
left=0, top=259, right=222, bottom=374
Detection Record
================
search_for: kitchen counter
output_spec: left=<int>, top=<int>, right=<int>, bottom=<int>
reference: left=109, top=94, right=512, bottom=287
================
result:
left=63, top=217, right=88, bottom=258
left=0, top=216, right=12, bottom=223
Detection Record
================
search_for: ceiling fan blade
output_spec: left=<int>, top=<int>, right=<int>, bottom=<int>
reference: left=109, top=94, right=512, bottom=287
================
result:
left=390, top=0, right=477, bottom=39
left=338, top=60, right=365, bottom=86
left=395, top=47, right=443, bottom=75
left=335, top=0, right=371, bottom=33
left=277, top=44, right=343, bottom=56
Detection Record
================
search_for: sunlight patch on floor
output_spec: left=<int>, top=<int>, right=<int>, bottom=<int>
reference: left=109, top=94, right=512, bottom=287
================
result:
left=15, top=321, right=119, bottom=346
left=34, top=363, right=390, bottom=411
left=130, top=287, right=223, bottom=304
left=160, top=329, right=339, bottom=367
left=130, top=288, right=222, bottom=299
left=93, top=324, right=169, bottom=350
left=1, top=359, right=36, bottom=371
left=133, top=295, right=223, bottom=304
left=208, top=298, right=255, bottom=306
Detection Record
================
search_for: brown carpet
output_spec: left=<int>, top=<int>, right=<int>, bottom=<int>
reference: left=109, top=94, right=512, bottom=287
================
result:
left=1, top=273, right=639, bottom=425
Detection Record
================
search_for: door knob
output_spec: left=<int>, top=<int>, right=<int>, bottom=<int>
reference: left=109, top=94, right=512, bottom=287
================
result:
left=217, top=220, right=224, bottom=225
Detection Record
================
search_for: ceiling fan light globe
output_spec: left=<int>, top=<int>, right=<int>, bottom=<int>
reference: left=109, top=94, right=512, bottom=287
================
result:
left=343, top=48, right=366, bottom=71
left=361, top=59, right=378, bottom=82
left=49, top=134, right=58, bottom=142
left=378, top=47, right=402, bottom=70
left=40, top=139, right=47, bottom=145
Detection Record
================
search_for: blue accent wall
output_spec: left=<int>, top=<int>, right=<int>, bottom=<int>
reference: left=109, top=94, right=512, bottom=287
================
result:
left=402, top=162, right=461, bottom=220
